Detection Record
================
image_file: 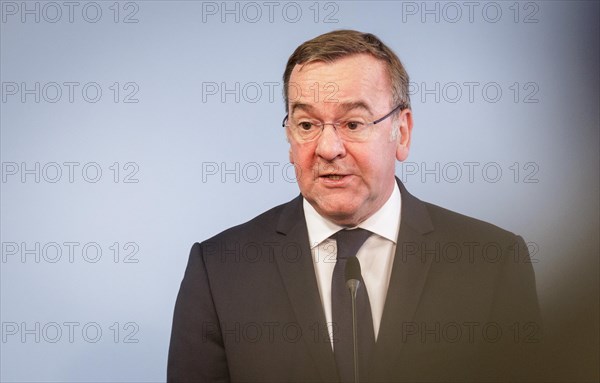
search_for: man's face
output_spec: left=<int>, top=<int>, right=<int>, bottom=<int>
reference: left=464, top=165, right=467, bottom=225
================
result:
left=287, top=54, right=412, bottom=227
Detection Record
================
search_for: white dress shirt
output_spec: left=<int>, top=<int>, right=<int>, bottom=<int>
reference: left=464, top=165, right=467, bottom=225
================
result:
left=303, top=182, right=402, bottom=347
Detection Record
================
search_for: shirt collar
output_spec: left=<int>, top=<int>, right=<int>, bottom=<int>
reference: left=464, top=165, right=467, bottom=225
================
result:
left=303, top=182, right=402, bottom=249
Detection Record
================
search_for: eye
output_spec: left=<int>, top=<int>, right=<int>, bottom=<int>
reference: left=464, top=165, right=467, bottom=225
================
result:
left=298, top=121, right=315, bottom=131
left=344, top=121, right=365, bottom=131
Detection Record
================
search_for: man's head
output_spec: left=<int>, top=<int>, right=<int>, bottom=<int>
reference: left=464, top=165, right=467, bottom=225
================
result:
left=283, top=30, right=411, bottom=113
left=283, top=30, right=413, bottom=227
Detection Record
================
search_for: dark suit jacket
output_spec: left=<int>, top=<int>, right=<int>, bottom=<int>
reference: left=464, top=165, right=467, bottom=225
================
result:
left=168, top=180, right=543, bottom=382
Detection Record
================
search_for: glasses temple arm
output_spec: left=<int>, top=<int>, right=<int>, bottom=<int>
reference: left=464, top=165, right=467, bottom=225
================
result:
left=372, top=104, right=405, bottom=125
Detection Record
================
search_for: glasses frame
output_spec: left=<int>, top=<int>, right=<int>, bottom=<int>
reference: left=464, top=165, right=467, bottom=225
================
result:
left=281, top=103, right=406, bottom=142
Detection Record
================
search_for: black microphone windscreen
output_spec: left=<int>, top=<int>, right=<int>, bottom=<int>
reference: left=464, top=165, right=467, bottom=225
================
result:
left=345, top=256, right=362, bottom=282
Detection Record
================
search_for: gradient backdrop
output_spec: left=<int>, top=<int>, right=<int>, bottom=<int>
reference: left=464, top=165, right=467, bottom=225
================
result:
left=1, top=1, right=598, bottom=382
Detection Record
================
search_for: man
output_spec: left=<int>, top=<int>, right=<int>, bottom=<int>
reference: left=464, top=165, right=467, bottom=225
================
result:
left=168, top=30, right=542, bottom=382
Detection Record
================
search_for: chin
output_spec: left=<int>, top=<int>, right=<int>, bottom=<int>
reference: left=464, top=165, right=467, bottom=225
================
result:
left=317, top=204, right=363, bottom=225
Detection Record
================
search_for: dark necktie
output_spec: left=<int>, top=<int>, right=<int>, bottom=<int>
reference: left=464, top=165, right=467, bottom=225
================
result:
left=331, top=228, right=375, bottom=383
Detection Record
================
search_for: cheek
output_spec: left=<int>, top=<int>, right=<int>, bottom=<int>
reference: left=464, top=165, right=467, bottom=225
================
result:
left=299, top=147, right=326, bottom=185
left=290, top=145, right=315, bottom=168
left=355, top=146, right=396, bottom=180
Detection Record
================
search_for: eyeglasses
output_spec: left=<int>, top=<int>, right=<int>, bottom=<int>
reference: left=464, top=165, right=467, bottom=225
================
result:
left=282, top=103, right=405, bottom=143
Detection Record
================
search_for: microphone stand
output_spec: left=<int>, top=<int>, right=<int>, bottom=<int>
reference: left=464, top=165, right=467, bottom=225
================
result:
left=349, top=280, right=360, bottom=383
left=346, top=255, right=363, bottom=383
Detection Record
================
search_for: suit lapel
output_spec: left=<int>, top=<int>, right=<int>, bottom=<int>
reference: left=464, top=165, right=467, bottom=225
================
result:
left=373, top=180, right=435, bottom=366
left=273, top=195, right=338, bottom=382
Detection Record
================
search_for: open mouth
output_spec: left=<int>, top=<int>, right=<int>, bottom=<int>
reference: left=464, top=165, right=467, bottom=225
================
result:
left=319, top=174, right=350, bottom=182
left=323, top=174, right=344, bottom=180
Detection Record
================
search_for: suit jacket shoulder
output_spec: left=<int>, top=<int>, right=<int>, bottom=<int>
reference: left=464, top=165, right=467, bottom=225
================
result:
left=206, top=196, right=300, bottom=242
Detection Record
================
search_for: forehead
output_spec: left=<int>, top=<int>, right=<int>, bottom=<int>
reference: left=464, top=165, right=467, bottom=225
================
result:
left=288, top=54, right=391, bottom=112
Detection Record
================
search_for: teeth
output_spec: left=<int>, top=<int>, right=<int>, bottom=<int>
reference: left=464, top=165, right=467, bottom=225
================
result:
left=326, top=175, right=342, bottom=180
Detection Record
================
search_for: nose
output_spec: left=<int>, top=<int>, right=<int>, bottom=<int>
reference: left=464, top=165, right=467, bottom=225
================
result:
left=315, top=124, right=346, bottom=161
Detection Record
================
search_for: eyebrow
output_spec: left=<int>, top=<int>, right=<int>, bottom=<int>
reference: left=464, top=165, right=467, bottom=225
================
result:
left=290, top=103, right=315, bottom=115
left=290, top=101, right=373, bottom=116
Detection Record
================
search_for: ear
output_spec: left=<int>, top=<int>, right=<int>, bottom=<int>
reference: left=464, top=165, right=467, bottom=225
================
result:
left=395, top=108, right=413, bottom=162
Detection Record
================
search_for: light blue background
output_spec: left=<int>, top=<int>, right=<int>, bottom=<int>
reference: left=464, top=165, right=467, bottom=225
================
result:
left=1, top=1, right=598, bottom=381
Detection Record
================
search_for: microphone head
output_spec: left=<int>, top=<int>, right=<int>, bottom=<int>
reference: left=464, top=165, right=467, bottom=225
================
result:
left=345, top=256, right=362, bottom=290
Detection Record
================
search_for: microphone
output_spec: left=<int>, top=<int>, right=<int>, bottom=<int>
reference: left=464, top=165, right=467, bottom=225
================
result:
left=345, top=256, right=362, bottom=295
left=345, top=256, right=362, bottom=383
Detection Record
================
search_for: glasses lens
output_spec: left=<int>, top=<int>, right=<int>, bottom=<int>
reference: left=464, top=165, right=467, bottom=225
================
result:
left=288, top=119, right=318, bottom=142
left=337, top=121, right=371, bottom=142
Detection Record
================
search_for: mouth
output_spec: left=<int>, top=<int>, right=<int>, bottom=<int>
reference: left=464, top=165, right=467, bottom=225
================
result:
left=317, top=173, right=352, bottom=185
left=321, top=174, right=345, bottom=180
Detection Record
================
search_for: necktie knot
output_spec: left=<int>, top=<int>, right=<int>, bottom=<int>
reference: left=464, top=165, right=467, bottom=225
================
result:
left=334, top=228, right=372, bottom=260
